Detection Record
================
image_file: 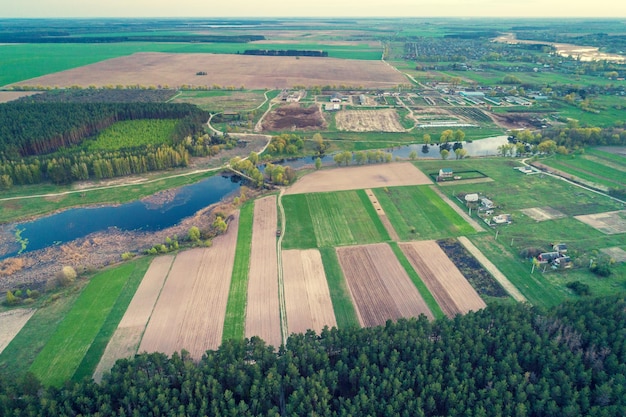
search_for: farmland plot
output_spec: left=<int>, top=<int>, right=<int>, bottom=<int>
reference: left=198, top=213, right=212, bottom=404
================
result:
left=307, top=191, right=386, bottom=247
left=282, top=249, right=336, bottom=336
left=335, top=109, right=406, bottom=132
left=399, top=241, right=486, bottom=317
left=575, top=211, right=626, bottom=235
left=0, top=309, right=35, bottom=355
left=93, top=255, right=174, bottom=381
left=139, top=213, right=239, bottom=359
left=337, top=243, right=433, bottom=327
left=285, top=162, right=432, bottom=195
left=245, top=196, right=282, bottom=348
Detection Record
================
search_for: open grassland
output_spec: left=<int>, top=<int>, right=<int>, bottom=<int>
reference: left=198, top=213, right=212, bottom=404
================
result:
left=222, top=202, right=253, bottom=341
left=374, top=186, right=476, bottom=240
left=245, top=196, right=281, bottom=348
left=28, top=259, right=150, bottom=387
left=282, top=249, right=337, bottom=336
left=10, top=53, right=406, bottom=90
left=140, top=215, right=239, bottom=360
left=92, top=255, right=174, bottom=382
left=82, top=119, right=177, bottom=151
left=318, top=247, right=360, bottom=329
left=0, top=309, right=36, bottom=355
left=399, top=241, right=486, bottom=317
left=285, top=162, right=432, bottom=195
left=307, top=191, right=388, bottom=247
left=337, top=243, right=434, bottom=327
left=0, top=42, right=382, bottom=86
left=538, top=154, right=626, bottom=190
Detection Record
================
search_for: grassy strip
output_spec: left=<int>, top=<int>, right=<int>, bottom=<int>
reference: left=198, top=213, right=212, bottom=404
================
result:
left=71, top=257, right=152, bottom=382
left=587, top=148, right=626, bottom=165
left=468, top=234, right=567, bottom=308
left=356, top=189, right=391, bottom=242
left=222, top=201, right=254, bottom=342
left=388, top=242, right=445, bottom=320
left=0, top=170, right=218, bottom=224
left=540, top=157, right=625, bottom=189
left=0, top=287, right=84, bottom=380
left=281, top=194, right=317, bottom=249
left=319, top=247, right=360, bottom=329
left=29, top=262, right=141, bottom=386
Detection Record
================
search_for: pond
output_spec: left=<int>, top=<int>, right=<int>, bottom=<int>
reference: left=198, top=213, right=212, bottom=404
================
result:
left=0, top=174, right=241, bottom=260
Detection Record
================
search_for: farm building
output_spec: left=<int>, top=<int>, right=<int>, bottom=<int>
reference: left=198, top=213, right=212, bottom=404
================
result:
left=538, top=252, right=560, bottom=263
left=553, top=256, right=572, bottom=269
left=480, top=197, right=494, bottom=209
left=325, top=103, right=340, bottom=111
left=553, top=243, right=568, bottom=254
left=492, top=214, right=512, bottom=224
left=438, top=168, right=453, bottom=181
left=464, top=193, right=479, bottom=204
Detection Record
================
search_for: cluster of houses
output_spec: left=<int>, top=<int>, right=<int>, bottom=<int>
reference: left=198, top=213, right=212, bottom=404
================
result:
left=538, top=244, right=572, bottom=269
left=461, top=191, right=512, bottom=226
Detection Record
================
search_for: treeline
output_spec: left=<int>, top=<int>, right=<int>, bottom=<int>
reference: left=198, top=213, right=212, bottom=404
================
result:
left=14, top=89, right=177, bottom=104
left=1, top=297, right=626, bottom=415
left=243, top=49, right=328, bottom=57
left=0, top=102, right=209, bottom=157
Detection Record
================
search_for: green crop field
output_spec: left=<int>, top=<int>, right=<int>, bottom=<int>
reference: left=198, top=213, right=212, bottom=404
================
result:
left=306, top=190, right=389, bottom=247
left=28, top=259, right=150, bottom=386
left=319, top=247, right=359, bottom=329
left=538, top=153, right=626, bottom=190
left=282, top=194, right=317, bottom=249
left=82, top=119, right=177, bottom=151
left=374, top=185, right=475, bottom=240
left=222, top=201, right=254, bottom=342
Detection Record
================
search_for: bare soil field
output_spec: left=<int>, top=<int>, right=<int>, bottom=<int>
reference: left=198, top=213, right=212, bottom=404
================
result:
left=139, top=213, right=240, bottom=359
left=335, top=109, right=405, bottom=132
left=337, top=243, right=433, bottom=327
left=262, top=104, right=326, bottom=131
left=0, top=91, right=39, bottom=103
left=364, top=188, right=399, bottom=241
left=285, top=162, right=432, bottom=195
left=521, top=207, right=567, bottom=222
left=245, top=196, right=281, bottom=347
left=93, top=255, right=174, bottom=381
left=399, top=241, right=486, bottom=317
left=0, top=309, right=35, bottom=355
left=10, top=53, right=406, bottom=90
left=601, top=247, right=626, bottom=263
left=575, top=210, right=626, bottom=235
left=282, top=249, right=336, bottom=336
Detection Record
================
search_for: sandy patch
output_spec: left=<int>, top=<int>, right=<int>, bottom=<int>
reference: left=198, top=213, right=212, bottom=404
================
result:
left=575, top=210, right=626, bottom=235
left=245, top=196, right=281, bottom=347
left=0, top=308, right=36, bottom=354
left=337, top=243, right=433, bottom=327
left=93, top=255, right=174, bottom=381
left=285, top=162, right=432, bottom=195
left=0, top=91, right=41, bottom=103
left=139, top=213, right=239, bottom=359
left=399, top=241, right=486, bottom=317
left=282, top=249, right=336, bottom=336
left=521, top=207, right=567, bottom=222
left=8, top=53, right=406, bottom=90
left=335, top=109, right=405, bottom=132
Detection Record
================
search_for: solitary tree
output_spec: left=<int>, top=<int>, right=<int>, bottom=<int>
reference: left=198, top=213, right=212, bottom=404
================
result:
left=188, top=226, right=201, bottom=242
left=440, top=149, right=450, bottom=160
left=56, top=266, right=77, bottom=287
left=314, top=157, right=322, bottom=170
left=409, top=150, right=418, bottom=161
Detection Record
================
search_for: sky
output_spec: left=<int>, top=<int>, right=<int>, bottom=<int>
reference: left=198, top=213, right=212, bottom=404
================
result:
left=2, top=0, right=625, bottom=18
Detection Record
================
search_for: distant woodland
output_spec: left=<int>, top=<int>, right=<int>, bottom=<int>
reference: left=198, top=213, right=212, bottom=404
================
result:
left=1, top=297, right=625, bottom=416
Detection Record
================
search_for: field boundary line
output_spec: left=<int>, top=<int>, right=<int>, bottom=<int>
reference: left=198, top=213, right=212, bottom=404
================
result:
left=277, top=188, right=288, bottom=345
left=429, top=185, right=485, bottom=232
left=457, top=236, right=527, bottom=303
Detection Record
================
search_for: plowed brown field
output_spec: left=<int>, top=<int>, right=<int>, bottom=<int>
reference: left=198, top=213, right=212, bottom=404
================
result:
left=282, top=249, right=336, bottom=336
left=10, top=53, right=406, bottom=90
left=93, top=255, right=174, bottom=381
left=335, top=109, right=405, bottom=132
left=285, top=162, right=432, bottom=195
left=337, top=243, right=433, bottom=327
left=0, top=309, right=35, bottom=355
left=399, top=241, right=486, bottom=317
left=139, top=213, right=240, bottom=359
left=245, top=196, right=281, bottom=347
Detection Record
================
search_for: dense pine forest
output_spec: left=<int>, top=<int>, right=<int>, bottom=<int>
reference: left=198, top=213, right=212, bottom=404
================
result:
left=1, top=297, right=625, bottom=416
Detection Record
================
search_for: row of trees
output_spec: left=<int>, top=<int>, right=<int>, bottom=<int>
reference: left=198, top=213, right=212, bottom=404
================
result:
left=1, top=297, right=625, bottom=415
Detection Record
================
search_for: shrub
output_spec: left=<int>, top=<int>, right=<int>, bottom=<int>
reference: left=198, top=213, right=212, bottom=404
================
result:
left=121, top=252, right=135, bottom=261
left=55, top=266, right=77, bottom=287
left=590, top=262, right=611, bottom=277
left=5, top=290, right=20, bottom=306
left=566, top=281, right=591, bottom=296
left=519, top=247, right=543, bottom=259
